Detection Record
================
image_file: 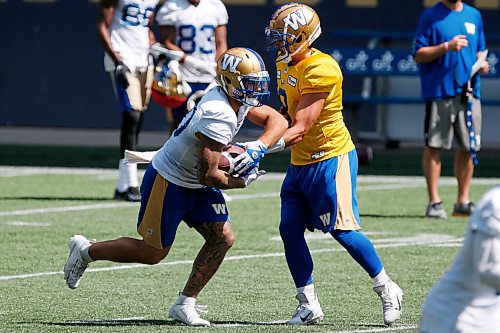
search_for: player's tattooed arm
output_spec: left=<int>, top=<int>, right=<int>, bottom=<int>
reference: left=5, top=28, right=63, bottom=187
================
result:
left=196, top=133, right=246, bottom=189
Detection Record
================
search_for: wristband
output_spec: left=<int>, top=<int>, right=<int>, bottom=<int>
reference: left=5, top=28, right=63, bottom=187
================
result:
left=267, top=137, right=285, bottom=154
left=443, top=41, right=449, bottom=52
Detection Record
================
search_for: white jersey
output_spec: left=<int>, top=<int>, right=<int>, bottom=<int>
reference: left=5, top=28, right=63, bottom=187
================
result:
left=152, top=85, right=251, bottom=189
left=104, top=0, right=159, bottom=72
left=155, top=0, right=228, bottom=83
left=420, top=186, right=500, bottom=333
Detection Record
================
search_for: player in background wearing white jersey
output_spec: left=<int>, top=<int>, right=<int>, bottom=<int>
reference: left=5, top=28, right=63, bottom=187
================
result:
left=419, top=185, right=500, bottom=333
left=63, top=48, right=288, bottom=326
left=155, top=0, right=228, bottom=133
left=98, top=0, right=159, bottom=202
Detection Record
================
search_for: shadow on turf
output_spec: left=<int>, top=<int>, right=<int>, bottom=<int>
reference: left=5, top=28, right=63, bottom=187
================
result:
left=41, top=319, right=176, bottom=327
left=0, top=196, right=115, bottom=201
left=39, top=319, right=287, bottom=327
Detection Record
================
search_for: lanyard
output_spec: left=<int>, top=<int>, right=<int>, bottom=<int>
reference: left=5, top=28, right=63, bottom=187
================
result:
left=465, top=82, right=478, bottom=166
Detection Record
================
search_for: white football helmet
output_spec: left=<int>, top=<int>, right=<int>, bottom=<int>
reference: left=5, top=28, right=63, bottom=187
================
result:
left=215, top=47, right=270, bottom=107
left=265, top=2, right=322, bottom=63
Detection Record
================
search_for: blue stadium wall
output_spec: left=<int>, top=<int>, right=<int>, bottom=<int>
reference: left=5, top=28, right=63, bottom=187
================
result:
left=1, top=0, right=499, bottom=131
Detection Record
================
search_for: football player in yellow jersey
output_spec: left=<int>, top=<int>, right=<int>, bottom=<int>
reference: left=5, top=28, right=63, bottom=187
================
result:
left=261, top=2, right=403, bottom=326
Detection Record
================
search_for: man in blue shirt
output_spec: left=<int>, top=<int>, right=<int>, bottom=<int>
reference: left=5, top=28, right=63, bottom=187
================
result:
left=413, top=0, right=489, bottom=219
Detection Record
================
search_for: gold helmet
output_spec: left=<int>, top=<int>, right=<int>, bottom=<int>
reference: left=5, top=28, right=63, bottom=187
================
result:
left=215, top=47, right=270, bottom=107
left=151, top=60, right=192, bottom=108
left=265, top=2, right=321, bottom=63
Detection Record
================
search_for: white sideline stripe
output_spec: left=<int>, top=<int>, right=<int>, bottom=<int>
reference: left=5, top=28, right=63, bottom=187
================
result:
left=0, top=202, right=138, bottom=217
left=1, top=167, right=497, bottom=217
left=0, top=221, right=51, bottom=226
left=0, top=183, right=430, bottom=217
left=2, top=166, right=500, bottom=184
left=331, top=324, right=418, bottom=333
left=0, top=234, right=461, bottom=282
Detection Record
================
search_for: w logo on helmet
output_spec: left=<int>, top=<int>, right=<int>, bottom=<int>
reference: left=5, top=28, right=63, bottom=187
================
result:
left=283, top=8, right=307, bottom=31
left=221, top=54, right=243, bottom=73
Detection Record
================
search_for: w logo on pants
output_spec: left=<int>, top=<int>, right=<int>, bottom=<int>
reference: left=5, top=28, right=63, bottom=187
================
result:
left=212, top=203, right=227, bottom=214
left=319, top=212, right=331, bottom=226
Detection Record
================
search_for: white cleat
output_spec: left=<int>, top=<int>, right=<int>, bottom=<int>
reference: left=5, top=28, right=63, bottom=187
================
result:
left=63, top=235, right=92, bottom=289
left=286, top=293, right=324, bottom=325
left=169, top=302, right=210, bottom=326
left=373, top=280, right=403, bottom=326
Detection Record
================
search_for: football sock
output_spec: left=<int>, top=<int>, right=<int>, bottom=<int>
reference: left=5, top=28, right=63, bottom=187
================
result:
left=297, top=284, right=316, bottom=303
left=331, top=230, right=383, bottom=278
left=372, top=268, right=390, bottom=287
left=280, top=223, right=313, bottom=288
left=80, top=243, right=94, bottom=263
left=176, top=294, right=195, bottom=305
left=117, top=159, right=128, bottom=192
left=126, top=162, right=139, bottom=188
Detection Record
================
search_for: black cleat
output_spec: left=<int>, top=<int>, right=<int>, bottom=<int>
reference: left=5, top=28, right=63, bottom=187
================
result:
left=114, top=187, right=141, bottom=202
left=452, top=202, right=475, bottom=217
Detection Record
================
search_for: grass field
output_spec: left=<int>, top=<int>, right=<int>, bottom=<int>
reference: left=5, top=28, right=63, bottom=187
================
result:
left=0, top=166, right=497, bottom=333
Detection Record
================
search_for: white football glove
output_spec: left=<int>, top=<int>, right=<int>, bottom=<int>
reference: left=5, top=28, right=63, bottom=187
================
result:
left=267, top=137, right=285, bottom=154
left=240, top=167, right=266, bottom=187
left=184, top=56, right=216, bottom=76
left=149, top=43, right=185, bottom=61
left=233, top=140, right=268, bottom=175
left=149, top=43, right=216, bottom=76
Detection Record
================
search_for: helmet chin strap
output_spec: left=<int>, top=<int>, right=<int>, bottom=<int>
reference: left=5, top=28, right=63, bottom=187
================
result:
left=277, top=28, right=322, bottom=64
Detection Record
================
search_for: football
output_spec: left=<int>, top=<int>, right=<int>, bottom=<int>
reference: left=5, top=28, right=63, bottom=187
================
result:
left=218, top=144, right=246, bottom=175
left=355, top=144, right=374, bottom=166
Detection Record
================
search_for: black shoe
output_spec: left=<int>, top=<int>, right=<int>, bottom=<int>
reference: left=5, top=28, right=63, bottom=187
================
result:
left=452, top=202, right=475, bottom=217
left=114, top=187, right=141, bottom=202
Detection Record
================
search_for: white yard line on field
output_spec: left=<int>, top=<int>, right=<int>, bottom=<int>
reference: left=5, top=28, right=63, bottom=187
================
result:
left=0, top=166, right=120, bottom=177
left=1, top=167, right=498, bottom=218
left=0, top=202, right=138, bottom=217
left=1, top=166, right=500, bottom=183
left=0, top=234, right=461, bottom=282
left=0, top=180, right=469, bottom=218
left=0, top=221, right=51, bottom=226
left=0, top=180, right=425, bottom=217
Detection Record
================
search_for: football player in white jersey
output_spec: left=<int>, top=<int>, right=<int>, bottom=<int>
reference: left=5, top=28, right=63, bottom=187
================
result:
left=63, top=48, right=288, bottom=326
left=420, top=185, right=500, bottom=333
left=155, top=0, right=228, bottom=132
left=97, top=0, right=159, bottom=202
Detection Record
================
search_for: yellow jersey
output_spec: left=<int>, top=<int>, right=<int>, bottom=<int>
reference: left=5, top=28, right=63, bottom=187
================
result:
left=276, top=48, right=355, bottom=165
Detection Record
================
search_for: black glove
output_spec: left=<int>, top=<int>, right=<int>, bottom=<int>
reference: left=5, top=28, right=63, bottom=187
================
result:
left=115, top=61, right=129, bottom=89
